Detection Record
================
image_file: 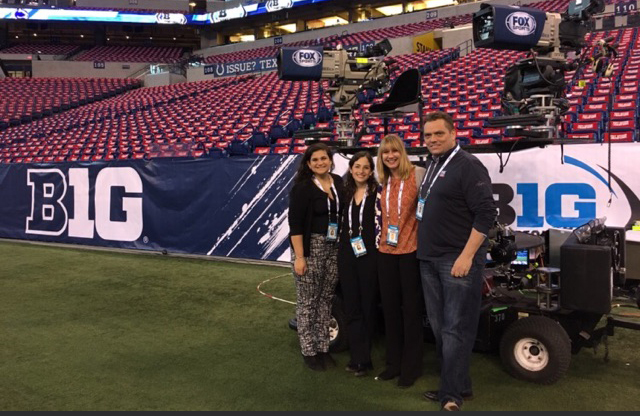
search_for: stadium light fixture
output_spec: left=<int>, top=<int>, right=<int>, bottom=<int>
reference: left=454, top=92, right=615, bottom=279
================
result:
left=375, top=4, right=403, bottom=16
left=276, top=23, right=296, bottom=33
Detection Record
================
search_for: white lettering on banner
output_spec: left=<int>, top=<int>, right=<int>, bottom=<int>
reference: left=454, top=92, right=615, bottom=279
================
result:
left=259, top=58, right=277, bottom=70
left=25, top=167, right=143, bottom=242
left=68, top=168, right=94, bottom=238
left=95, top=167, right=143, bottom=241
left=475, top=143, right=640, bottom=230
left=26, top=169, right=68, bottom=236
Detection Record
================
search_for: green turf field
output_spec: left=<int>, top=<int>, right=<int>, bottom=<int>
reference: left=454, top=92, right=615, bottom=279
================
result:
left=1, top=241, right=639, bottom=411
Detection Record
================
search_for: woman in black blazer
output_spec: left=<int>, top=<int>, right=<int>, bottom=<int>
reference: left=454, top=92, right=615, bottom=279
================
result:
left=288, top=143, right=345, bottom=371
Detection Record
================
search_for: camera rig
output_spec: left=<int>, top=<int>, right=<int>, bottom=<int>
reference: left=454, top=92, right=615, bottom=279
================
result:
left=277, top=39, right=394, bottom=146
left=472, top=0, right=615, bottom=141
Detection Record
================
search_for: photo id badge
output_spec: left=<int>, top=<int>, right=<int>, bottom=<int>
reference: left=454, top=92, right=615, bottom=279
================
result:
left=416, top=198, right=425, bottom=221
left=386, top=225, right=399, bottom=247
left=350, top=236, right=367, bottom=257
left=326, top=222, right=338, bottom=242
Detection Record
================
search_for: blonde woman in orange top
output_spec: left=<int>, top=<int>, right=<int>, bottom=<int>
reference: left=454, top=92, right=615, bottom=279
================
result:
left=374, top=134, right=426, bottom=389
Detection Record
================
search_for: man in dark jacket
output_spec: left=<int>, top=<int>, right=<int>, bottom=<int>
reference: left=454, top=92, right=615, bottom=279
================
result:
left=416, top=111, right=497, bottom=411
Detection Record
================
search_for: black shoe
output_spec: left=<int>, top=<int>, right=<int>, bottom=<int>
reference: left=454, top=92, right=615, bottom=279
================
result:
left=397, top=376, right=418, bottom=389
left=423, top=390, right=474, bottom=402
left=319, top=352, right=336, bottom=368
left=303, top=355, right=325, bottom=371
left=346, top=362, right=372, bottom=376
left=375, top=368, right=400, bottom=381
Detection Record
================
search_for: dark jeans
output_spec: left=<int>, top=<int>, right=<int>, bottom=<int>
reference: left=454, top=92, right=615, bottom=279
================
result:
left=378, top=251, right=424, bottom=382
left=419, top=254, right=484, bottom=407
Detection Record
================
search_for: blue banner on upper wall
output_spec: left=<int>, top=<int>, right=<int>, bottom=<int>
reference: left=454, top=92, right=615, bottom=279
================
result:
left=204, top=57, right=278, bottom=77
left=0, top=156, right=301, bottom=261
left=0, top=0, right=333, bottom=25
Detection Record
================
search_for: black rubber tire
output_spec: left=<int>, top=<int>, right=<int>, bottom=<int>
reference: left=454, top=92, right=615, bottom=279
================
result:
left=329, top=296, right=349, bottom=353
left=499, top=315, right=571, bottom=384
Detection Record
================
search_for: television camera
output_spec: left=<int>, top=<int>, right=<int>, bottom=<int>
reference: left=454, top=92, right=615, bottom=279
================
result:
left=277, top=39, right=394, bottom=146
left=472, top=0, right=615, bottom=140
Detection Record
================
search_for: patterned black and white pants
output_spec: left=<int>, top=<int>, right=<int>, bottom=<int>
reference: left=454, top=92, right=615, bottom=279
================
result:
left=291, top=233, right=339, bottom=357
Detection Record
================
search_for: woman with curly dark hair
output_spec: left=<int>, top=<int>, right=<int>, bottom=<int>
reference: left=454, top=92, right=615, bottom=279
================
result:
left=288, top=143, right=345, bottom=371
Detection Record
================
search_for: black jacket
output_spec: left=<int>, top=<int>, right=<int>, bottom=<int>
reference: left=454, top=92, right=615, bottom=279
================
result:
left=288, top=173, right=345, bottom=257
left=417, top=147, right=497, bottom=259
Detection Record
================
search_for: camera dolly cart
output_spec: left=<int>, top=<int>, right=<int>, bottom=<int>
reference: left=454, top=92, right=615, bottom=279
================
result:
left=475, top=219, right=640, bottom=384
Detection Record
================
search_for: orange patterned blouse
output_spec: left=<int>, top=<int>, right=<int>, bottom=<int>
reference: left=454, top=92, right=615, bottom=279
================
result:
left=379, top=168, right=419, bottom=255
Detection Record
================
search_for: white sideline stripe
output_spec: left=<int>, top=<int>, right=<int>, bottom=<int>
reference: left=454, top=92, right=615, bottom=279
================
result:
left=0, top=238, right=290, bottom=268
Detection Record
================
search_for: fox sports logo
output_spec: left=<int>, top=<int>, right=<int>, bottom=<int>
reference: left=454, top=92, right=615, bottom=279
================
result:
left=292, top=50, right=322, bottom=67
left=506, top=12, right=536, bottom=36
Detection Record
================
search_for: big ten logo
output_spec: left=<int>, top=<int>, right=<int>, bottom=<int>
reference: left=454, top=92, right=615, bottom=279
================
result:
left=26, top=167, right=143, bottom=242
left=493, top=183, right=596, bottom=228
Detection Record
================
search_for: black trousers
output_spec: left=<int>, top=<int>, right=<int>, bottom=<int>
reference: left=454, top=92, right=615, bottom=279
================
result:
left=377, top=251, right=424, bottom=381
left=338, top=247, right=378, bottom=366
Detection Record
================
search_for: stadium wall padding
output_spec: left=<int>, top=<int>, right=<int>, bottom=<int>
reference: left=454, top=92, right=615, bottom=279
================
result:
left=1, top=144, right=639, bottom=262
left=0, top=155, right=300, bottom=261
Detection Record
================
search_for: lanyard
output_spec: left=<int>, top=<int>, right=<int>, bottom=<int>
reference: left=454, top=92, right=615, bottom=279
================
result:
left=385, top=176, right=404, bottom=224
left=348, top=190, right=367, bottom=237
left=313, top=176, right=339, bottom=222
left=419, top=145, right=460, bottom=200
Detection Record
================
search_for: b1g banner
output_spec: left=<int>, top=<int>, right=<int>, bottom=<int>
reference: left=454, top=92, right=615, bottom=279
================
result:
left=475, top=143, right=640, bottom=230
left=0, top=156, right=303, bottom=262
left=0, top=144, right=638, bottom=263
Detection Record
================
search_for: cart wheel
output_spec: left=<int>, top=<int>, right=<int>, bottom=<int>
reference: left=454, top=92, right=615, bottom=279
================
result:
left=500, top=315, right=571, bottom=384
left=329, top=296, right=349, bottom=353
left=286, top=296, right=349, bottom=353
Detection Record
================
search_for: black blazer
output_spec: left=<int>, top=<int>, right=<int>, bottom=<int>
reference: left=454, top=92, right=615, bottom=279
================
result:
left=288, top=173, right=345, bottom=257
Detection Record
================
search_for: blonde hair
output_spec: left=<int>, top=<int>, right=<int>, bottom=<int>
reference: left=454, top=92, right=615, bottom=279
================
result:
left=376, top=134, right=413, bottom=184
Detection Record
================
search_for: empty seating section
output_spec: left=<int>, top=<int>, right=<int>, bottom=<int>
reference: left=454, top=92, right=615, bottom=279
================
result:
left=0, top=78, right=139, bottom=131
left=0, top=51, right=456, bottom=162
left=564, top=27, right=640, bottom=142
left=0, top=44, right=81, bottom=55
left=1, top=0, right=638, bottom=163
left=73, top=46, right=182, bottom=63
left=354, top=48, right=528, bottom=147
left=204, top=0, right=571, bottom=65
left=0, top=77, right=254, bottom=163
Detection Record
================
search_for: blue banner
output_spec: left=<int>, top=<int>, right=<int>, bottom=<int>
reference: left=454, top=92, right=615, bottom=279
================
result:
left=204, top=57, right=278, bottom=77
left=0, top=156, right=300, bottom=261
left=0, top=0, right=332, bottom=25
